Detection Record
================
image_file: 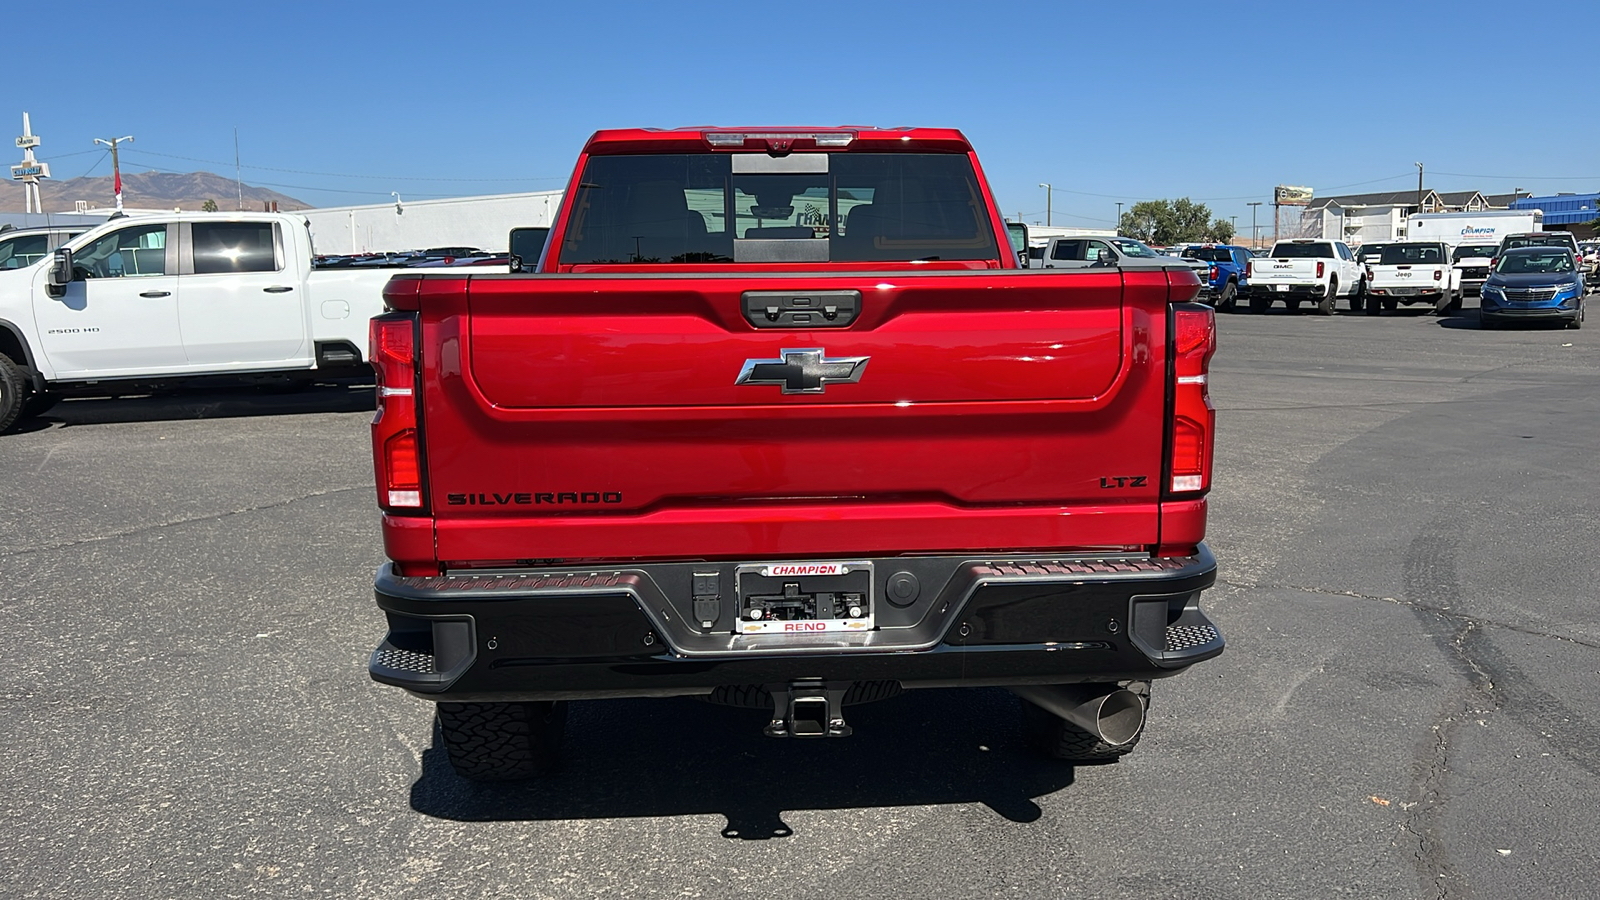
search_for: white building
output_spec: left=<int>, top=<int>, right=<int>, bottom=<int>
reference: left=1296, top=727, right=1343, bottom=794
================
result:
left=301, top=190, right=564, bottom=255
left=1299, top=190, right=1498, bottom=246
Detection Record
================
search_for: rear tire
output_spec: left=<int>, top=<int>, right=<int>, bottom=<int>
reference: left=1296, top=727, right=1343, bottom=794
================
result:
left=436, top=701, right=567, bottom=781
left=1316, top=280, right=1337, bottom=315
left=1021, top=690, right=1147, bottom=763
left=1217, top=281, right=1238, bottom=312
left=1349, top=279, right=1366, bottom=313
left=0, top=354, right=26, bottom=435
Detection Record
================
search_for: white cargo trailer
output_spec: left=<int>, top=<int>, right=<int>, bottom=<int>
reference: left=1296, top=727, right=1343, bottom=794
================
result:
left=1405, top=210, right=1541, bottom=247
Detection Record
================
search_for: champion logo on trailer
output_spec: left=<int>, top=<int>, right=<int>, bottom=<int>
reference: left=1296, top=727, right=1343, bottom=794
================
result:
left=763, top=563, right=847, bottom=577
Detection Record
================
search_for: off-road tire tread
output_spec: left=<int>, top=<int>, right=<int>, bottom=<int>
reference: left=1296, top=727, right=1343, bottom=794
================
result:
left=436, top=701, right=566, bottom=781
left=0, top=354, right=25, bottom=434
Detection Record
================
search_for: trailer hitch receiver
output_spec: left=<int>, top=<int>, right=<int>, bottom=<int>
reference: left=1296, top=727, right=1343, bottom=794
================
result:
left=764, top=681, right=852, bottom=738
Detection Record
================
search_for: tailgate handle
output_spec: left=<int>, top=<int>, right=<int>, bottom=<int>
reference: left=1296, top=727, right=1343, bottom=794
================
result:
left=743, top=290, right=860, bottom=329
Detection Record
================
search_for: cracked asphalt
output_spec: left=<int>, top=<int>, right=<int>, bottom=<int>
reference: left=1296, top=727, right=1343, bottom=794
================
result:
left=1, top=303, right=1596, bottom=899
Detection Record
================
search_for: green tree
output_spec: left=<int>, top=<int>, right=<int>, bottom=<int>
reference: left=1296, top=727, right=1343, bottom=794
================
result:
left=1117, top=197, right=1220, bottom=245
left=1206, top=217, right=1236, bottom=243
left=201, top=199, right=219, bottom=213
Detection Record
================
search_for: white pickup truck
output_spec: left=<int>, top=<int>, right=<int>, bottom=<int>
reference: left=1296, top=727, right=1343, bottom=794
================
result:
left=1364, top=241, right=1459, bottom=315
left=1245, top=239, right=1367, bottom=314
left=0, top=212, right=398, bottom=433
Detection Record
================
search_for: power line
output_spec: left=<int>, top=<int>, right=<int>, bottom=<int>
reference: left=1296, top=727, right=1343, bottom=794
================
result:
left=1432, top=170, right=1600, bottom=182
left=70, top=150, right=111, bottom=180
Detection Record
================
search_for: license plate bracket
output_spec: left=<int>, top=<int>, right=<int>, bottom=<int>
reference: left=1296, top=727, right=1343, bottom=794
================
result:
left=734, top=561, right=875, bottom=635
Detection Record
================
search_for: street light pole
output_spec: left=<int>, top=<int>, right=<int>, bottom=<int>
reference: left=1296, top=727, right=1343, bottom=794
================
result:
left=1038, top=183, right=1052, bottom=226
left=93, top=134, right=135, bottom=213
left=1229, top=215, right=1238, bottom=241
left=1116, top=201, right=1123, bottom=233
left=1415, top=161, right=1424, bottom=214
left=1247, top=202, right=1262, bottom=249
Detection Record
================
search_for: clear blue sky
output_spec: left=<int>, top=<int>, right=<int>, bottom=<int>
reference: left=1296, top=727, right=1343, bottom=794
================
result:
left=21, top=0, right=1600, bottom=234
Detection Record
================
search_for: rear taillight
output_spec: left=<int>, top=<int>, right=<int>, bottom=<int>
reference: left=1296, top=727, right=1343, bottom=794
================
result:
left=1316, top=260, right=1325, bottom=278
left=1246, top=260, right=1253, bottom=278
left=1167, top=304, right=1217, bottom=496
left=371, top=314, right=425, bottom=512
left=1208, top=264, right=1218, bottom=282
left=1433, top=269, right=1443, bottom=281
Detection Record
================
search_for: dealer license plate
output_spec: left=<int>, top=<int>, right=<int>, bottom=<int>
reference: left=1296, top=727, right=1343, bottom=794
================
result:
left=734, top=561, right=875, bottom=635
left=1274, top=284, right=1288, bottom=292
left=1391, top=288, right=1417, bottom=296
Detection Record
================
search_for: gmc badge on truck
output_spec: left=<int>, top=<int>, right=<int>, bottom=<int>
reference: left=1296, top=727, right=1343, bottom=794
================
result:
left=735, top=348, right=869, bottom=395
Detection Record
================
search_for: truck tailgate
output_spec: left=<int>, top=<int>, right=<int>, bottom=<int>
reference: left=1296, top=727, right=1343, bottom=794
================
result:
left=1250, top=259, right=1319, bottom=284
left=413, top=269, right=1182, bottom=563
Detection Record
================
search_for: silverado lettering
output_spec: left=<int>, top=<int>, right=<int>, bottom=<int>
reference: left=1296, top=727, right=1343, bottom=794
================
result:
left=366, top=125, right=1224, bottom=781
left=445, top=492, right=623, bottom=505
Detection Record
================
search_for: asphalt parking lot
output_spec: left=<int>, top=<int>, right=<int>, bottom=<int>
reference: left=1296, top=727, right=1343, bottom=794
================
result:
left=2, top=301, right=1597, bottom=900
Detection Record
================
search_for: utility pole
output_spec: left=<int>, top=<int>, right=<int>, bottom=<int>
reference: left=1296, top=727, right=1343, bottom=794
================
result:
left=234, top=127, right=244, bottom=210
left=1415, top=161, right=1424, bottom=214
left=1038, top=183, right=1052, bottom=226
left=1247, top=202, right=1262, bottom=249
left=1229, top=215, right=1238, bottom=241
left=94, top=134, right=134, bottom=213
left=1116, top=201, right=1124, bottom=233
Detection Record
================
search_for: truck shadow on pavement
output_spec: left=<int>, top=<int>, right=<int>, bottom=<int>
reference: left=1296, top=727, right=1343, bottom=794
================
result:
left=12, top=378, right=375, bottom=432
left=409, top=688, right=1081, bottom=839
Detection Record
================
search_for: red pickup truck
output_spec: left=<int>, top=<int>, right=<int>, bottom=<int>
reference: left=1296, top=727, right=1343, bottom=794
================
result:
left=367, top=127, right=1223, bottom=780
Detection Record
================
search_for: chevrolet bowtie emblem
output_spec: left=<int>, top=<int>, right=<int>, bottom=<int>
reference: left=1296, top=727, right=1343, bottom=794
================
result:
left=735, top=348, right=869, bottom=394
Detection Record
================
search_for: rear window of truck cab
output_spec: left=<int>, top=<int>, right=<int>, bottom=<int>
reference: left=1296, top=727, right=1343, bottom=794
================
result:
left=558, top=153, right=997, bottom=264
left=1267, top=242, right=1334, bottom=258
left=1378, top=244, right=1444, bottom=265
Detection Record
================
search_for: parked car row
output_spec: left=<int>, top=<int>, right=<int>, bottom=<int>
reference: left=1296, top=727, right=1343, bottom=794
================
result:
left=312, top=246, right=495, bottom=269
left=0, top=226, right=91, bottom=271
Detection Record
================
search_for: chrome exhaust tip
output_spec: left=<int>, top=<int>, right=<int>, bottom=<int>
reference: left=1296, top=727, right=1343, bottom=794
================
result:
left=1010, top=684, right=1145, bottom=746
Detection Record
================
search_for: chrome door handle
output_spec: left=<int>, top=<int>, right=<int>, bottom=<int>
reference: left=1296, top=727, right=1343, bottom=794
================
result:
left=139, top=290, right=172, bottom=298
left=263, top=286, right=294, bottom=293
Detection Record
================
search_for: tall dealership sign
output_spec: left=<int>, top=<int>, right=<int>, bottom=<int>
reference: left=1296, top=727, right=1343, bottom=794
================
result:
left=1274, top=185, right=1314, bottom=206
left=12, top=113, right=49, bottom=214
left=1272, top=185, right=1314, bottom=242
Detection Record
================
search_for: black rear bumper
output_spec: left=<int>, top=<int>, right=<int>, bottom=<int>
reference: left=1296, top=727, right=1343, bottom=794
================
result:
left=369, top=546, right=1223, bottom=701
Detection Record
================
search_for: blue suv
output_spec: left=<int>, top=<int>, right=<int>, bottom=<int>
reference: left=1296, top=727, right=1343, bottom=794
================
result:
left=1479, top=247, right=1586, bottom=330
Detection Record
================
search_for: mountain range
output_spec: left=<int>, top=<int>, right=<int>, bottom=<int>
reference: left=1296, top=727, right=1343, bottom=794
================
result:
left=0, top=171, right=308, bottom=213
